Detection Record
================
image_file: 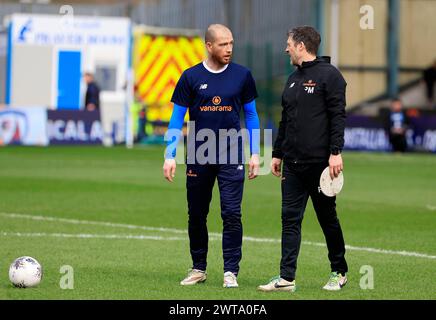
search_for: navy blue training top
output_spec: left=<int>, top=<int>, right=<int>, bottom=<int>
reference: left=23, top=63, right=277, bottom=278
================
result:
left=170, top=61, right=258, bottom=164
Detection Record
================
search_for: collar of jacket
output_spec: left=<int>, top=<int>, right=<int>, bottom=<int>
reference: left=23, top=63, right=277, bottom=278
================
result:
left=296, top=56, right=331, bottom=70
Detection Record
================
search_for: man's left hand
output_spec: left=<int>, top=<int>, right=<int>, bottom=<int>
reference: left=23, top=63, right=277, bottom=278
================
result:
left=248, top=154, right=260, bottom=180
left=329, top=154, right=343, bottom=179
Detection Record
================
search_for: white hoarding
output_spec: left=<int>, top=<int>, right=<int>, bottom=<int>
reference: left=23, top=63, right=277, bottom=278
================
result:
left=0, top=106, right=48, bottom=146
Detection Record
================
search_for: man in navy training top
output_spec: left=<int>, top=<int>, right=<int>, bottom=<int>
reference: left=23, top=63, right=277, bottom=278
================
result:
left=163, top=24, right=260, bottom=288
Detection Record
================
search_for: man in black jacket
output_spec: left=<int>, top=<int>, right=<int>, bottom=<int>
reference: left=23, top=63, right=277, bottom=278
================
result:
left=258, top=26, right=348, bottom=292
left=84, top=72, right=100, bottom=111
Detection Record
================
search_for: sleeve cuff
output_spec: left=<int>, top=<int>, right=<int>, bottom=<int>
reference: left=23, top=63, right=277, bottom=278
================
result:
left=330, top=145, right=342, bottom=155
left=272, top=150, right=283, bottom=159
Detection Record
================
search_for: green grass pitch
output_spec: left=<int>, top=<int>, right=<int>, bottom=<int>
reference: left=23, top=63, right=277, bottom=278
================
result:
left=0, top=146, right=435, bottom=299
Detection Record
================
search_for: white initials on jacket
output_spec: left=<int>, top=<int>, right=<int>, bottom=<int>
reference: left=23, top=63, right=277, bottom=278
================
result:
left=304, top=86, right=314, bottom=94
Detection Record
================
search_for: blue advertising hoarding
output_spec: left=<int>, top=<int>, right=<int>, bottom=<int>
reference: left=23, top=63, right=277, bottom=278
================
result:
left=47, top=110, right=103, bottom=145
left=344, top=115, right=436, bottom=153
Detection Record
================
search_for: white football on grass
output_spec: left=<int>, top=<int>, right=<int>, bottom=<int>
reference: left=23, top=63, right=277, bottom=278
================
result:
left=9, top=256, right=43, bottom=288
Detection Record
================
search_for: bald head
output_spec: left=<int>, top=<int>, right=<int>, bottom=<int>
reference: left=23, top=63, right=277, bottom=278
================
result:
left=204, top=24, right=233, bottom=67
left=205, top=24, right=232, bottom=43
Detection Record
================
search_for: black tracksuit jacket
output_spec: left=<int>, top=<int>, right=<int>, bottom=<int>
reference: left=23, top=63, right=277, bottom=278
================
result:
left=272, top=56, right=347, bottom=163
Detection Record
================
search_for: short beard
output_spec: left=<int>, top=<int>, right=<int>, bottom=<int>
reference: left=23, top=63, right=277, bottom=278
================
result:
left=291, top=55, right=300, bottom=66
left=212, top=53, right=231, bottom=66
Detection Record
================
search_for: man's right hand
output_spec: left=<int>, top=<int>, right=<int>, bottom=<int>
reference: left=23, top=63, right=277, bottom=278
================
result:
left=163, top=159, right=176, bottom=182
left=271, top=157, right=282, bottom=177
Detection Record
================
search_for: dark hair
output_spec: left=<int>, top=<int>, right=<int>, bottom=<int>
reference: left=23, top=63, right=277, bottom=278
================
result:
left=288, top=26, right=321, bottom=55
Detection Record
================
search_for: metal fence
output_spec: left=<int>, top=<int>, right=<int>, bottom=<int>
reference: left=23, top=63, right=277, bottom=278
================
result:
left=1, top=0, right=316, bottom=78
left=0, top=0, right=317, bottom=127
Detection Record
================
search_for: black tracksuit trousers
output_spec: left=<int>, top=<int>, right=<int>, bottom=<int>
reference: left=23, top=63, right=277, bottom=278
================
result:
left=280, top=161, right=348, bottom=280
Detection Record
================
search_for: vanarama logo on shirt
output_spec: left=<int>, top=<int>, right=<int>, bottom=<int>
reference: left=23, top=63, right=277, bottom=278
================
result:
left=199, top=96, right=233, bottom=112
left=212, top=96, right=221, bottom=105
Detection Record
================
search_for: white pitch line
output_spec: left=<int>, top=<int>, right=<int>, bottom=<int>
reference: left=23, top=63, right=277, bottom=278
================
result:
left=0, top=231, right=188, bottom=241
left=0, top=212, right=192, bottom=235
left=303, top=241, right=436, bottom=260
left=1, top=212, right=436, bottom=260
left=426, top=205, right=436, bottom=211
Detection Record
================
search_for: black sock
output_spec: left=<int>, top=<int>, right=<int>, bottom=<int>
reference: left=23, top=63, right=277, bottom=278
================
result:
left=281, top=276, right=294, bottom=282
